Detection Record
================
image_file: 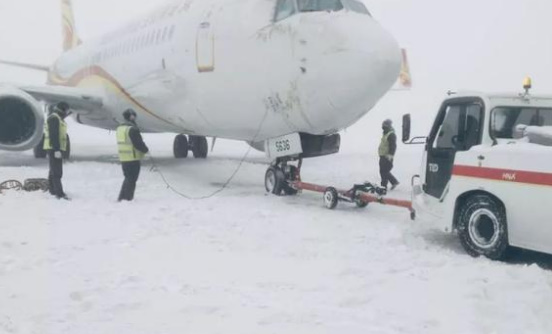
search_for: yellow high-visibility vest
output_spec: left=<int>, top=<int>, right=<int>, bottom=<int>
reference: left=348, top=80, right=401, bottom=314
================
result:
left=378, top=130, right=394, bottom=157
left=116, top=125, right=145, bottom=162
left=43, top=113, right=68, bottom=151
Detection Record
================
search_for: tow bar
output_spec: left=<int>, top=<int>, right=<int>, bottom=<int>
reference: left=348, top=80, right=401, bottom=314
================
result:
left=291, top=180, right=416, bottom=220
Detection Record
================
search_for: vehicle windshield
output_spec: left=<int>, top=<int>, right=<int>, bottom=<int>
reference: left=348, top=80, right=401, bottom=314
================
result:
left=491, top=107, right=552, bottom=138
left=297, top=0, right=343, bottom=12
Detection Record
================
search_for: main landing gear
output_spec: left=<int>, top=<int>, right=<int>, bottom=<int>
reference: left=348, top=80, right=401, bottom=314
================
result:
left=173, top=134, right=208, bottom=159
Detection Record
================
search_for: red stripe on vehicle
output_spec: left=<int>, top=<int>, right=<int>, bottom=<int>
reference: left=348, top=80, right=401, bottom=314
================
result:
left=453, top=165, right=552, bottom=186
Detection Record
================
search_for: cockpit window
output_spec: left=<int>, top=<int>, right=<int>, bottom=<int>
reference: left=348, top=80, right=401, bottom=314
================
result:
left=297, top=0, right=343, bottom=12
left=341, top=0, right=371, bottom=15
left=274, top=0, right=297, bottom=21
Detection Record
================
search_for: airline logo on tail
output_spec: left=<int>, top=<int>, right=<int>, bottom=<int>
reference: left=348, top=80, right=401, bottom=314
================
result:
left=62, top=0, right=82, bottom=51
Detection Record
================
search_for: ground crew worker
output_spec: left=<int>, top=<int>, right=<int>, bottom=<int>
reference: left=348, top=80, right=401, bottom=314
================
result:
left=378, top=119, right=399, bottom=190
left=117, top=109, right=149, bottom=201
left=44, top=102, right=70, bottom=199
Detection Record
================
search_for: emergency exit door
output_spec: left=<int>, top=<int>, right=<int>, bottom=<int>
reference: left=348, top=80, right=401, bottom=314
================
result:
left=196, top=22, right=215, bottom=73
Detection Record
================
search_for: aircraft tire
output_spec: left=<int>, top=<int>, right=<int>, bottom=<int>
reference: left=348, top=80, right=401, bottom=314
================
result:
left=191, top=136, right=208, bottom=159
left=33, top=135, right=47, bottom=158
left=457, top=194, right=509, bottom=260
left=265, top=166, right=285, bottom=195
left=173, top=134, right=188, bottom=158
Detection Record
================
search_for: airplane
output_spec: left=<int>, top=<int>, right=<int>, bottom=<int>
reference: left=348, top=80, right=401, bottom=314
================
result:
left=0, top=0, right=402, bottom=194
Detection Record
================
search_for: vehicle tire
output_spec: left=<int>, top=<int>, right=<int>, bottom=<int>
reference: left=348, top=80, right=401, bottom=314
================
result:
left=173, top=134, right=188, bottom=158
left=354, top=198, right=369, bottom=208
left=191, top=136, right=208, bottom=159
left=323, top=187, right=339, bottom=210
left=62, top=135, right=71, bottom=160
left=457, top=194, right=509, bottom=260
left=265, top=167, right=285, bottom=195
left=282, top=165, right=299, bottom=196
left=33, top=135, right=47, bottom=158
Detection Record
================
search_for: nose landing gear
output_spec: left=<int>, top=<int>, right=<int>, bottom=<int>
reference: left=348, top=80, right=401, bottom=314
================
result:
left=264, top=158, right=301, bottom=196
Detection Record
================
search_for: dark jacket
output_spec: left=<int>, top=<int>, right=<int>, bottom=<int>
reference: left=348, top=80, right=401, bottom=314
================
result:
left=47, top=114, right=61, bottom=151
left=127, top=124, right=149, bottom=154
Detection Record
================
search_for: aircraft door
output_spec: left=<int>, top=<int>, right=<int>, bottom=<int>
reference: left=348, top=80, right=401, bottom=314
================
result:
left=425, top=100, right=483, bottom=198
left=196, top=21, right=215, bottom=72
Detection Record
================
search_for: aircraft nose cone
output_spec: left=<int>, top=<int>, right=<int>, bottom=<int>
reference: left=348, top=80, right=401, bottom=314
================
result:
left=293, top=14, right=402, bottom=134
left=316, top=17, right=402, bottom=127
left=362, top=21, right=402, bottom=95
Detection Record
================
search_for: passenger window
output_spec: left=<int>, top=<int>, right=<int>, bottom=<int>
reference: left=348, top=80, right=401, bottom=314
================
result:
left=298, top=0, right=343, bottom=12
left=274, top=0, right=296, bottom=21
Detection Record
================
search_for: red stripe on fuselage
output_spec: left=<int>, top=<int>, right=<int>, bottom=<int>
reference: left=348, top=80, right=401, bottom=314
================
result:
left=453, top=165, right=552, bottom=187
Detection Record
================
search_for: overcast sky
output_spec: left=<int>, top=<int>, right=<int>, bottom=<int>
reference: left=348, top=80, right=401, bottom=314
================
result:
left=1, top=0, right=551, bottom=94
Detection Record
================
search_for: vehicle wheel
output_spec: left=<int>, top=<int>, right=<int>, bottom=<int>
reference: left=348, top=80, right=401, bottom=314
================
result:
left=191, top=136, right=208, bottom=159
left=323, top=187, right=339, bottom=210
left=282, top=165, right=299, bottom=196
left=173, top=134, right=188, bottom=158
left=457, top=194, right=509, bottom=260
left=265, top=167, right=285, bottom=195
left=33, top=135, right=47, bottom=158
left=62, top=135, right=71, bottom=160
left=354, top=198, right=369, bottom=208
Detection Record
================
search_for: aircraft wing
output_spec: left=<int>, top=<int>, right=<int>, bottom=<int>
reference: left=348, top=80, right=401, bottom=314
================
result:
left=20, top=85, right=104, bottom=114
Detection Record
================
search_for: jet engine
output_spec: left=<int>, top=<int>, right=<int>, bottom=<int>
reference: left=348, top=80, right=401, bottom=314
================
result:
left=0, top=87, right=44, bottom=151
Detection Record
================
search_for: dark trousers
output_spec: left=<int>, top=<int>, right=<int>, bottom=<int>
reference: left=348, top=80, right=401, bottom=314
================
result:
left=118, top=161, right=141, bottom=201
left=47, top=151, right=65, bottom=197
left=379, top=156, right=398, bottom=188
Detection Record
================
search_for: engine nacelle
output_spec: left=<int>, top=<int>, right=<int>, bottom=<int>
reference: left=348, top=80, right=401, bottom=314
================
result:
left=0, top=86, right=44, bottom=151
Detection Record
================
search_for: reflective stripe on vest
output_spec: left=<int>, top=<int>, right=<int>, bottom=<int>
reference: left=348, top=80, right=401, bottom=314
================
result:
left=116, top=125, right=145, bottom=162
left=378, top=130, right=394, bottom=156
left=43, top=113, right=68, bottom=151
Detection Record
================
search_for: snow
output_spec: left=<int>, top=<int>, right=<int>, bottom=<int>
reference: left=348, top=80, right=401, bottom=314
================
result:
left=518, top=125, right=552, bottom=146
left=2, top=119, right=552, bottom=334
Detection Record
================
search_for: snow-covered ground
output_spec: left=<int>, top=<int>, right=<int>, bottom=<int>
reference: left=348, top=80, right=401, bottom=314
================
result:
left=1, top=117, right=552, bottom=334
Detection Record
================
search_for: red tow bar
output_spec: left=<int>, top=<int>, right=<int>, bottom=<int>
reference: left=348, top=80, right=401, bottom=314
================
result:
left=291, top=181, right=415, bottom=220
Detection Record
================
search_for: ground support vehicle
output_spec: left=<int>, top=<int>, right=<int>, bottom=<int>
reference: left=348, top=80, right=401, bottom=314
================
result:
left=403, top=81, right=552, bottom=259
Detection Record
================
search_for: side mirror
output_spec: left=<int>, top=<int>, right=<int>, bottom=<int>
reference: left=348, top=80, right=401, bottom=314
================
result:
left=402, top=114, right=411, bottom=143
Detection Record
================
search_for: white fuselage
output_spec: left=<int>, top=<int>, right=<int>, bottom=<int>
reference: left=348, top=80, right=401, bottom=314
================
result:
left=48, top=0, right=401, bottom=141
